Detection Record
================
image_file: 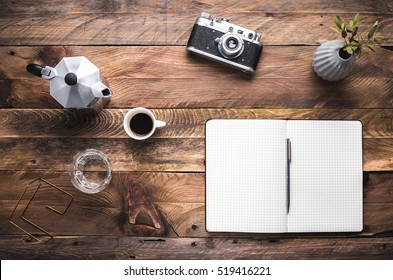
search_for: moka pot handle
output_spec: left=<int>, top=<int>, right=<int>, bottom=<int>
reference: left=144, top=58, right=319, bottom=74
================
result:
left=26, top=64, right=45, bottom=77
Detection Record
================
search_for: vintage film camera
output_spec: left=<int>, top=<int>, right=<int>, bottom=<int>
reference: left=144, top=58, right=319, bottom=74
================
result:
left=187, top=12, right=263, bottom=73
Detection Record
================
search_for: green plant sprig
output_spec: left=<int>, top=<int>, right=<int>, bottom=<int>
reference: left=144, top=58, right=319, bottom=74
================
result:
left=330, top=13, right=388, bottom=56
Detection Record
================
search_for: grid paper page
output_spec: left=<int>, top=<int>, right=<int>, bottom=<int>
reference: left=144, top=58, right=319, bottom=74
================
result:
left=206, top=119, right=287, bottom=233
left=287, top=120, right=363, bottom=232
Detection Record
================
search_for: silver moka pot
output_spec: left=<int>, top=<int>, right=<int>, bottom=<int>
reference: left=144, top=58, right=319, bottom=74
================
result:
left=27, top=56, right=112, bottom=112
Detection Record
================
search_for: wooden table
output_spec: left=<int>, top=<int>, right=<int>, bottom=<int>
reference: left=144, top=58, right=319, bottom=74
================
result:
left=0, top=0, right=393, bottom=259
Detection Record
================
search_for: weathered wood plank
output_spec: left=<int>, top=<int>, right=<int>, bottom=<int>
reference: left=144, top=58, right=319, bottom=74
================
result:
left=4, top=46, right=392, bottom=80
left=0, top=137, right=392, bottom=172
left=0, top=138, right=205, bottom=172
left=0, top=14, right=391, bottom=46
left=7, top=77, right=393, bottom=109
left=1, top=173, right=126, bottom=237
left=0, top=172, right=203, bottom=237
left=167, top=0, right=393, bottom=15
left=1, top=171, right=393, bottom=237
left=1, top=0, right=392, bottom=15
left=1, top=108, right=393, bottom=139
left=0, top=0, right=165, bottom=14
left=1, top=46, right=392, bottom=109
left=1, top=236, right=393, bottom=259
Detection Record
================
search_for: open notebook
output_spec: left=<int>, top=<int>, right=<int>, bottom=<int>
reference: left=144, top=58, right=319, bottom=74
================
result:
left=205, top=120, right=363, bottom=233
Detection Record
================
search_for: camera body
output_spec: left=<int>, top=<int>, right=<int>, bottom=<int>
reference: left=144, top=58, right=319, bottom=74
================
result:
left=187, top=12, right=263, bottom=73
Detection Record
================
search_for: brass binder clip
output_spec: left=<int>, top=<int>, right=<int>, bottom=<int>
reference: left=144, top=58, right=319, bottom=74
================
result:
left=9, top=178, right=73, bottom=243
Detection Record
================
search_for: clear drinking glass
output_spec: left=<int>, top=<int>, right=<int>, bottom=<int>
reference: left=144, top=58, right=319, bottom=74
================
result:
left=70, top=149, right=112, bottom=194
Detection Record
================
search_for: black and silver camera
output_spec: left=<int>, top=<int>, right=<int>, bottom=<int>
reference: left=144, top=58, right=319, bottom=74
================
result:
left=187, top=12, right=263, bottom=73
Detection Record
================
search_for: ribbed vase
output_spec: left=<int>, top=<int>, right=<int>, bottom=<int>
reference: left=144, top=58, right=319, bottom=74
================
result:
left=312, top=40, right=356, bottom=81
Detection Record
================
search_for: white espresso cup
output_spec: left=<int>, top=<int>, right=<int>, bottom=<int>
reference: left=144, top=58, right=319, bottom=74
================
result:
left=123, top=107, right=166, bottom=140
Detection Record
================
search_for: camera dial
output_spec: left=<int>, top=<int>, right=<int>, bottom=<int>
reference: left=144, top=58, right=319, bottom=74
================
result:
left=216, top=33, right=244, bottom=59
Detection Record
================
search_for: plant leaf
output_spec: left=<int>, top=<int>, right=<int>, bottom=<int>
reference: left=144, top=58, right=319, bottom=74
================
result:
left=333, top=15, right=343, bottom=29
left=353, top=13, right=360, bottom=27
left=349, top=20, right=354, bottom=29
left=352, top=26, right=358, bottom=37
left=352, top=40, right=360, bottom=46
left=376, top=35, right=388, bottom=40
left=374, top=39, right=386, bottom=45
left=368, top=21, right=378, bottom=39
left=346, top=47, right=354, bottom=54
left=367, top=45, right=375, bottom=52
left=341, top=30, right=347, bottom=38
left=375, top=36, right=388, bottom=45
left=330, top=27, right=341, bottom=33
left=378, top=38, right=388, bottom=44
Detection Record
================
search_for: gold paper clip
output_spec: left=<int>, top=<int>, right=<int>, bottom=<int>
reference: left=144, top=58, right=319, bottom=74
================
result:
left=9, top=178, right=73, bottom=243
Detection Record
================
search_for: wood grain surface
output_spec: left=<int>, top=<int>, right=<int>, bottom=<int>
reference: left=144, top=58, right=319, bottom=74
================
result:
left=0, top=137, right=392, bottom=172
left=1, top=171, right=393, bottom=238
left=1, top=14, right=391, bottom=46
left=0, top=108, right=393, bottom=139
left=0, top=108, right=393, bottom=172
left=0, top=46, right=392, bottom=109
left=1, top=236, right=393, bottom=260
left=1, top=0, right=392, bottom=14
left=1, top=0, right=393, bottom=260
left=0, top=0, right=392, bottom=45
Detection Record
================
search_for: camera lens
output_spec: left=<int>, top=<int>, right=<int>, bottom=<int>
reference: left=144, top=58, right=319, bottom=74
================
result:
left=217, top=33, right=244, bottom=59
left=226, top=38, right=238, bottom=49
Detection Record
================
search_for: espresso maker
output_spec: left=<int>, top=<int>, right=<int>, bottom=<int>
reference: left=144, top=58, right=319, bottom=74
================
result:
left=27, top=56, right=112, bottom=112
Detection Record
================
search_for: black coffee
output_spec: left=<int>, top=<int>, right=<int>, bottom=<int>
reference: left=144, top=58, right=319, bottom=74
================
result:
left=130, top=113, right=154, bottom=135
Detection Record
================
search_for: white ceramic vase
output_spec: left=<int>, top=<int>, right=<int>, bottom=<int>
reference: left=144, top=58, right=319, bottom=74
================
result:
left=312, top=40, right=356, bottom=81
